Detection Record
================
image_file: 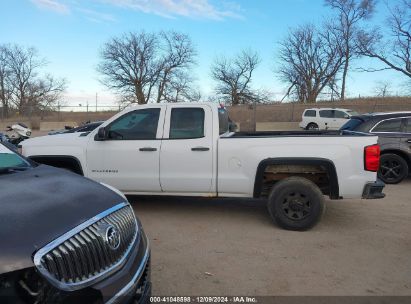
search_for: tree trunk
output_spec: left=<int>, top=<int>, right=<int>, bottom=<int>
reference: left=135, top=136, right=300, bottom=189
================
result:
left=306, top=90, right=318, bottom=103
left=340, top=58, right=349, bottom=100
left=135, top=82, right=147, bottom=104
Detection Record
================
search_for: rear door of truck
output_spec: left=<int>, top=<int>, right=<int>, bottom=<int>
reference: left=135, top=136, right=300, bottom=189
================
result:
left=159, top=104, right=215, bottom=193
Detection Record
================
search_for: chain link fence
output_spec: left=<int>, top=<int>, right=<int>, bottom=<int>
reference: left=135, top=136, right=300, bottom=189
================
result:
left=0, top=104, right=122, bottom=130
left=1, top=97, right=411, bottom=131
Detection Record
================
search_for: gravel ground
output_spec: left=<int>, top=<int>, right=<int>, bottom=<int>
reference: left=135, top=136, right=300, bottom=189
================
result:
left=130, top=180, right=411, bottom=296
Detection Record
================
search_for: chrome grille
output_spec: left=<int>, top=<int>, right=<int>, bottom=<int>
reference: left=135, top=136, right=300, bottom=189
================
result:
left=34, top=203, right=138, bottom=291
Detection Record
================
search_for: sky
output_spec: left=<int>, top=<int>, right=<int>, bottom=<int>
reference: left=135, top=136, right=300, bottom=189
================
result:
left=0, top=0, right=408, bottom=109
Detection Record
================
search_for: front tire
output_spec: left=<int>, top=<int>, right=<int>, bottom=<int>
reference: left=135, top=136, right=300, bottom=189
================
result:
left=378, top=153, right=408, bottom=184
left=267, top=177, right=325, bottom=231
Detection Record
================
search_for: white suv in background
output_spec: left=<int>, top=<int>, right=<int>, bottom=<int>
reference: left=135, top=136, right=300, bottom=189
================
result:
left=300, top=108, right=359, bottom=130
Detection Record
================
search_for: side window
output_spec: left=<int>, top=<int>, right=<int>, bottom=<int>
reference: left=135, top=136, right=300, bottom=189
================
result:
left=372, top=118, right=402, bottom=133
left=406, top=118, right=411, bottom=133
left=170, top=108, right=205, bottom=139
left=107, top=108, right=160, bottom=140
left=334, top=111, right=347, bottom=119
left=319, top=110, right=333, bottom=118
left=304, top=110, right=316, bottom=117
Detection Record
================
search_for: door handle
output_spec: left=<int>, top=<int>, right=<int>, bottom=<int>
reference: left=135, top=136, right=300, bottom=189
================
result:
left=407, top=140, right=411, bottom=144
left=139, top=147, right=157, bottom=152
left=191, top=147, right=210, bottom=152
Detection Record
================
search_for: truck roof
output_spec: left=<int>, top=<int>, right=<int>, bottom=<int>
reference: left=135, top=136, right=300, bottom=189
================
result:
left=126, top=102, right=221, bottom=109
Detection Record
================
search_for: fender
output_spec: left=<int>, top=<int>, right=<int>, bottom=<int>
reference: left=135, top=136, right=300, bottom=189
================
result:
left=29, top=155, right=84, bottom=176
left=253, top=157, right=340, bottom=199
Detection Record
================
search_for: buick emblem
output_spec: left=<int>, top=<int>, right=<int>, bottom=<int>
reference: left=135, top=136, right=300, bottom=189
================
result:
left=105, top=225, right=121, bottom=250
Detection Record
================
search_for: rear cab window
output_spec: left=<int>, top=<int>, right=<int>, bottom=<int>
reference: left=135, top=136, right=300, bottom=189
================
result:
left=169, top=108, right=205, bottom=139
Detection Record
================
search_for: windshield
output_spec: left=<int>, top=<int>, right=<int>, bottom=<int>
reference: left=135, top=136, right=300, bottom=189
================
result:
left=0, top=144, right=31, bottom=172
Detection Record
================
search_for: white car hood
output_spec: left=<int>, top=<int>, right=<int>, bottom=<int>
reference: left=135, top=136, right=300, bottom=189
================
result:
left=22, top=132, right=90, bottom=148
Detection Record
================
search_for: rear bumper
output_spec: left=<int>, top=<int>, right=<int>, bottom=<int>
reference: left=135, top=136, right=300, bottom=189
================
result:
left=362, top=180, right=386, bottom=199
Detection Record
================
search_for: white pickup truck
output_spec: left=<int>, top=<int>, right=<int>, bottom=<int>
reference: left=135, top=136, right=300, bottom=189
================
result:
left=21, top=103, right=385, bottom=230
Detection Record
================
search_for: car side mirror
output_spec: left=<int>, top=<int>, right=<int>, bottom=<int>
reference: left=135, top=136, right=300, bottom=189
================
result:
left=95, top=127, right=107, bottom=141
left=229, top=122, right=238, bottom=132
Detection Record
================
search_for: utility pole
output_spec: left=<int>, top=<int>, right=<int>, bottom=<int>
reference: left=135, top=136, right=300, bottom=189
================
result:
left=95, top=93, right=98, bottom=112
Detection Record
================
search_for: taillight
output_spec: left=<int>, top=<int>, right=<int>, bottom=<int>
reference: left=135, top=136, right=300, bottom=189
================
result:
left=364, top=144, right=380, bottom=172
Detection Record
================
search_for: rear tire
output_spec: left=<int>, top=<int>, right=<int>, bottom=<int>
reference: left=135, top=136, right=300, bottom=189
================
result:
left=267, top=177, right=325, bottom=231
left=306, top=123, right=319, bottom=131
left=378, top=153, right=408, bottom=184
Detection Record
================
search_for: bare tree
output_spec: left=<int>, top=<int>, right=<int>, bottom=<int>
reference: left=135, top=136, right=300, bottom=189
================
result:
left=156, top=31, right=196, bottom=103
left=0, top=46, right=11, bottom=117
left=98, top=32, right=160, bottom=105
left=211, top=49, right=264, bottom=105
left=325, top=0, right=376, bottom=100
left=163, top=70, right=201, bottom=103
left=0, top=44, right=66, bottom=116
left=374, top=80, right=392, bottom=97
left=400, top=80, right=411, bottom=95
left=98, top=31, right=197, bottom=105
left=358, top=0, right=411, bottom=79
left=278, top=24, right=345, bottom=103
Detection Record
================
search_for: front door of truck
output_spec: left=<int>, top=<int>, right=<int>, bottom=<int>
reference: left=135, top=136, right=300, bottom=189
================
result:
left=86, top=107, right=164, bottom=193
left=160, top=105, right=214, bottom=193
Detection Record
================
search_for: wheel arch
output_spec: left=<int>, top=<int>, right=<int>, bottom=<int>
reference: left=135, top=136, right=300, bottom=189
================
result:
left=253, top=158, right=339, bottom=199
left=29, top=155, right=84, bottom=175
left=380, top=149, right=411, bottom=169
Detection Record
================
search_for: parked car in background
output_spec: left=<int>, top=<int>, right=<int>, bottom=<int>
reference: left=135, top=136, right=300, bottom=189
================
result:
left=48, top=121, right=104, bottom=135
left=341, top=112, right=411, bottom=184
left=300, top=108, right=359, bottom=130
left=0, top=132, right=7, bottom=143
left=4, top=123, right=32, bottom=145
left=0, top=142, right=150, bottom=303
left=22, top=103, right=384, bottom=231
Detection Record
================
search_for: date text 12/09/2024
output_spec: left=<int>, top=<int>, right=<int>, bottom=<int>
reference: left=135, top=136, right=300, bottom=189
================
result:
left=150, top=297, right=258, bottom=303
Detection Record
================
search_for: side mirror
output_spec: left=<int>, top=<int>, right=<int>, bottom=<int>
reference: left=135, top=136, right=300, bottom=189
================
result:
left=344, top=115, right=350, bottom=119
left=95, top=127, right=107, bottom=141
left=229, top=122, right=238, bottom=132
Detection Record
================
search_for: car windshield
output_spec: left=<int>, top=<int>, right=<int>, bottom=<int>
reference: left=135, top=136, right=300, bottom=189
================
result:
left=340, top=118, right=364, bottom=131
left=0, top=144, right=31, bottom=173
